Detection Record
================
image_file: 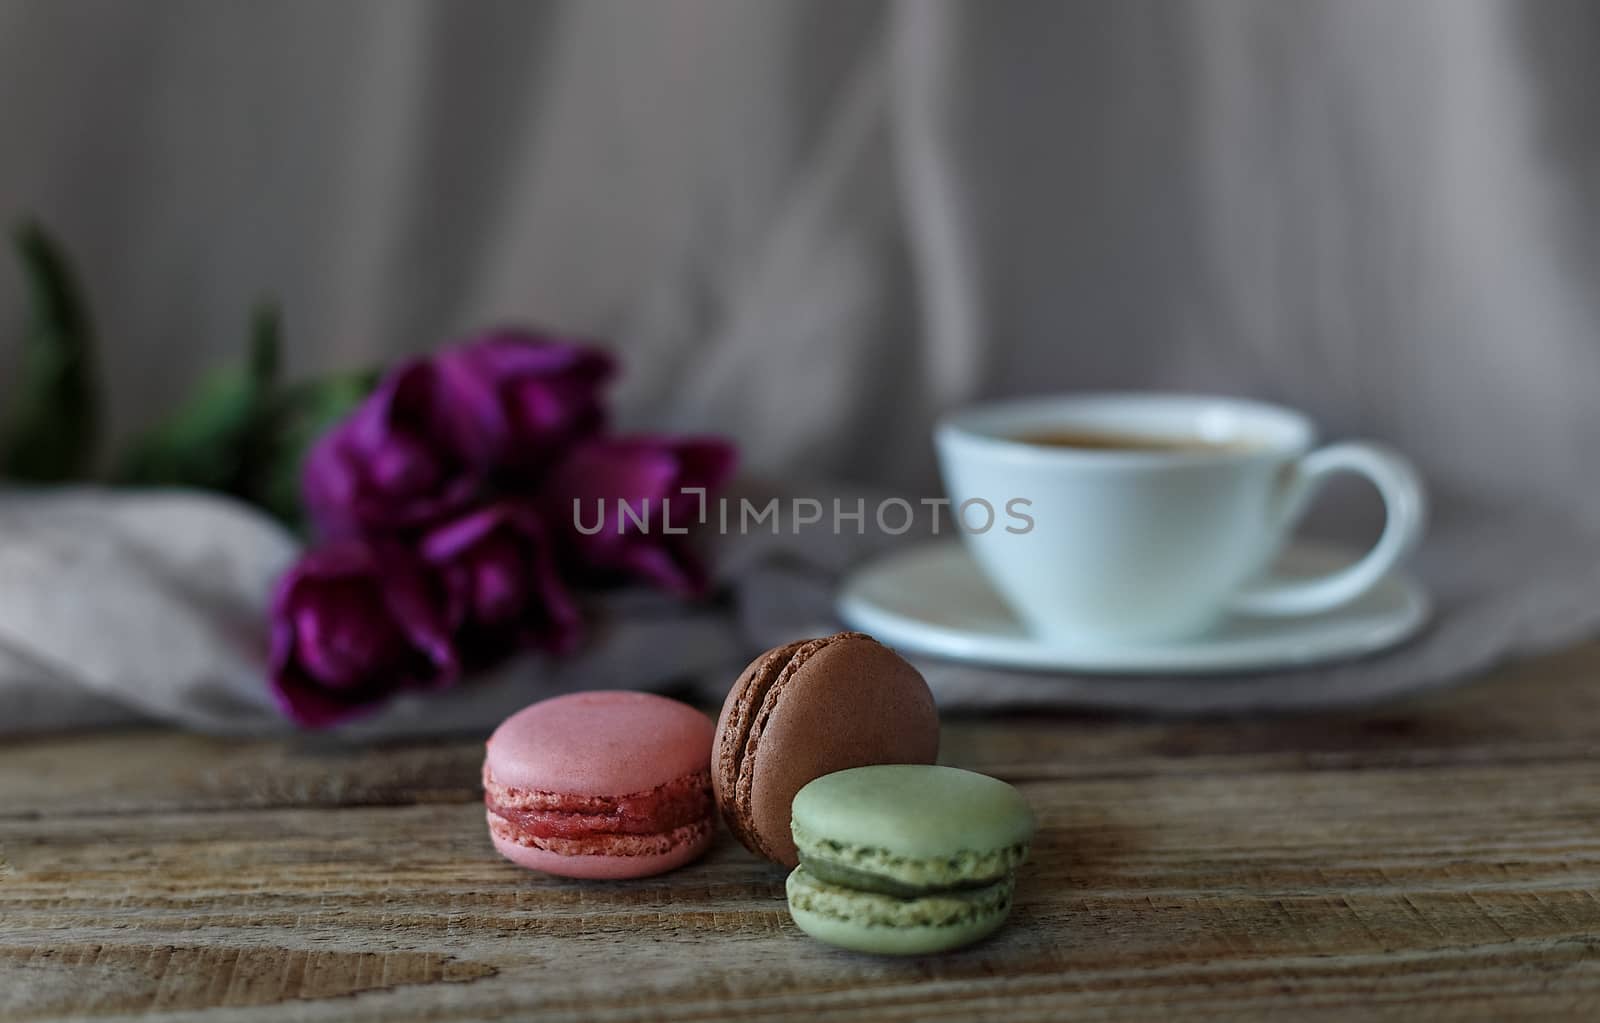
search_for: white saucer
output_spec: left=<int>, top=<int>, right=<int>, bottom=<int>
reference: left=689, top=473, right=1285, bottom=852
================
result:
left=836, top=540, right=1431, bottom=674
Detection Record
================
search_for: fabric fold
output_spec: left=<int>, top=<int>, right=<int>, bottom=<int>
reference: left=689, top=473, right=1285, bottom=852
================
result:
left=3, top=484, right=1598, bottom=737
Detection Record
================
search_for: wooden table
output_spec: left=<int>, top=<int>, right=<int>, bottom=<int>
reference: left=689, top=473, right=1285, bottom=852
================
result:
left=3, top=643, right=1600, bottom=1022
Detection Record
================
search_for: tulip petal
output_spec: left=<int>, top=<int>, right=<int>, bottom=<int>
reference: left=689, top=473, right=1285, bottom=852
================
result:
left=268, top=539, right=458, bottom=727
left=418, top=500, right=584, bottom=665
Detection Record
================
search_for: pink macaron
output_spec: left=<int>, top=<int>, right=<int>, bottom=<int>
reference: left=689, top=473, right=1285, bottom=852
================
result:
left=483, top=690, right=717, bottom=879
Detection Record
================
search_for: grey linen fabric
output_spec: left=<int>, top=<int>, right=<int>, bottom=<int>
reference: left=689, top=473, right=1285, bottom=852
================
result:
left=1, top=1, right=1598, bottom=732
left=0, top=483, right=1596, bottom=736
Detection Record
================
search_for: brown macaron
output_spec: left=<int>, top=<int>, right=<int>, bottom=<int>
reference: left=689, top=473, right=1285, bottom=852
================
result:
left=712, top=631, right=940, bottom=867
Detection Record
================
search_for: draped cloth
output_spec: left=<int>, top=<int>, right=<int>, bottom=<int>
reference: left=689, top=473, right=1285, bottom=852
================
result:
left=1, top=1, right=1597, bottom=733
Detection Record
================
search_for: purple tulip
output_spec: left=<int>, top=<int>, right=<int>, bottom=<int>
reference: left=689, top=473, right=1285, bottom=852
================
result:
left=421, top=501, right=583, bottom=662
left=302, top=359, right=483, bottom=536
left=269, top=540, right=458, bottom=728
left=434, top=328, right=617, bottom=478
left=543, top=435, right=737, bottom=596
left=302, top=332, right=614, bottom=537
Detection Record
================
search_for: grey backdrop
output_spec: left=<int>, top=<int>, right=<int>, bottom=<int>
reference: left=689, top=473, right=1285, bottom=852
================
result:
left=3, top=0, right=1598, bottom=508
left=2, top=0, right=1599, bottom=734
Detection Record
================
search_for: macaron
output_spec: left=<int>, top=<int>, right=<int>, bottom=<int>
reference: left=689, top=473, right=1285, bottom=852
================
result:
left=483, top=690, right=716, bottom=879
left=713, top=632, right=939, bottom=867
left=785, top=765, right=1035, bottom=954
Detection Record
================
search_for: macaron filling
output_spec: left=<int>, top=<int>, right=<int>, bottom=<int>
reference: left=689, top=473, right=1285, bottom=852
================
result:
left=786, top=866, right=1014, bottom=929
left=484, top=766, right=714, bottom=856
left=489, top=813, right=712, bottom=858
left=792, top=821, right=1029, bottom=896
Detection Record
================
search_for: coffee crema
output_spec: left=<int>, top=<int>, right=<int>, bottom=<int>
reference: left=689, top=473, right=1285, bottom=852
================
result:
left=1010, top=428, right=1259, bottom=454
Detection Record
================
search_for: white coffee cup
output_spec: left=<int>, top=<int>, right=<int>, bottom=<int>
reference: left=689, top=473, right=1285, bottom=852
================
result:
left=935, top=393, right=1426, bottom=645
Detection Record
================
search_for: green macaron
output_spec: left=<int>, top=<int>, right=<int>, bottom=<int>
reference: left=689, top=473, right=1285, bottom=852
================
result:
left=785, top=764, right=1035, bottom=955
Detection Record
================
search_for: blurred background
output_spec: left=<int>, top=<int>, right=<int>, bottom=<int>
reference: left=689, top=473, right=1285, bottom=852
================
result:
left=3, top=0, right=1598, bottom=515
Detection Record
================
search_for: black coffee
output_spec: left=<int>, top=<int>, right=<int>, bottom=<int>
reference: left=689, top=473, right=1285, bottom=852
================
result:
left=1012, top=428, right=1256, bottom=454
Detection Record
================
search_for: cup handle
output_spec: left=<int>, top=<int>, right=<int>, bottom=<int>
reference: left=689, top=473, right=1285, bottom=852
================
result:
left=1228, top=442, right=1427, bottom=617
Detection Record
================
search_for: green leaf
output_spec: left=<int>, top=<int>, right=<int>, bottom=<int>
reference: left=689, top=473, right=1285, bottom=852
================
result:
left=109, top=297, right=376, bottom=532
left=3, top=222, right=101, bottom=481
left=249, top=369, right=378, bottom=531
left=114, top=301, right=282, bottom=493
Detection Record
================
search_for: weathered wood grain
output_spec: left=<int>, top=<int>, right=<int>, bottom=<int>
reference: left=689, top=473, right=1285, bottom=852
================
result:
left=3, top=643, right=1600, bottom=1021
